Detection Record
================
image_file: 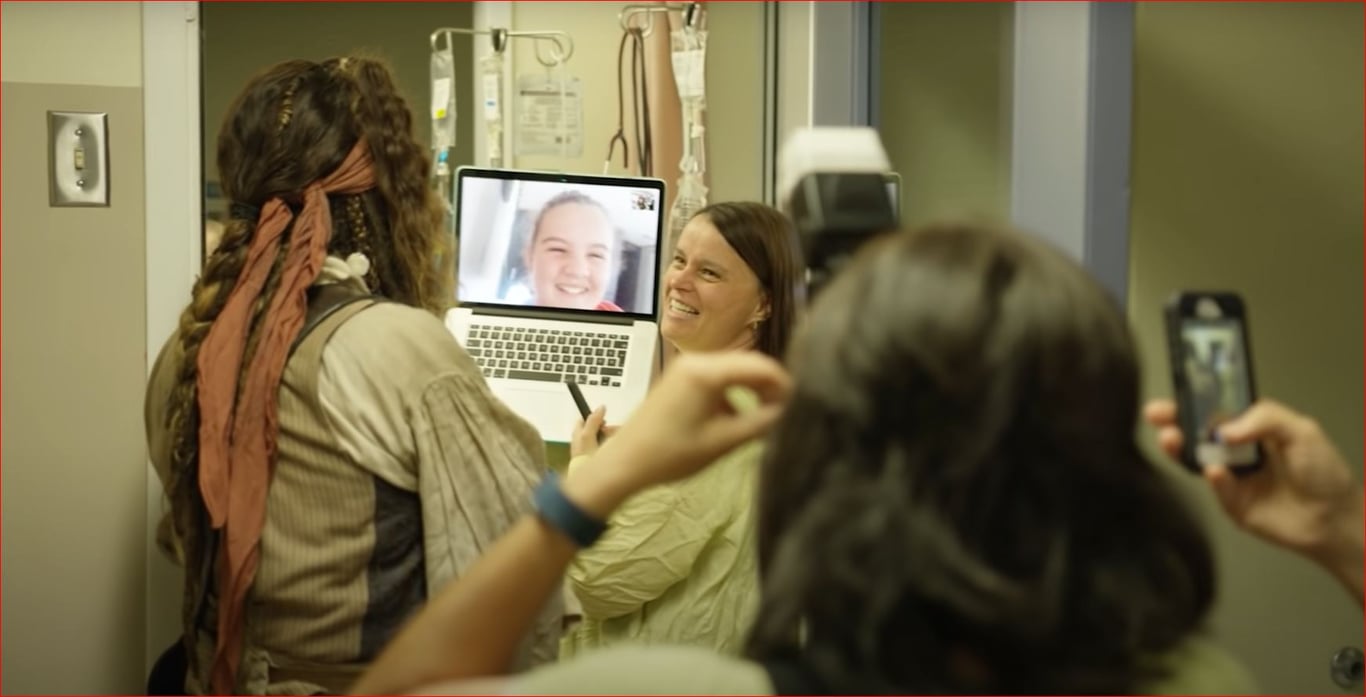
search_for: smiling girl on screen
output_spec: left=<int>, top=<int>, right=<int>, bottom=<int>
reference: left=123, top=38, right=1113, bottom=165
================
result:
left=518, top=191, right=625, bottom=312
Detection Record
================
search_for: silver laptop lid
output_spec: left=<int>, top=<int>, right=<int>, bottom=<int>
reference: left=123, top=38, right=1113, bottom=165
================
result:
left=455, top=167, right=666, bottom=322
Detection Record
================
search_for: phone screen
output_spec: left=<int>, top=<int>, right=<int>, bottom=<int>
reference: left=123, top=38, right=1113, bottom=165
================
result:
left=1178, top=317, right=1257, bottom=466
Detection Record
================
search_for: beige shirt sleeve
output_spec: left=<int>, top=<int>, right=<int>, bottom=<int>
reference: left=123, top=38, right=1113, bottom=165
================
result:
left=144, top=333, right=178, bottom=488
left=315, top=303, right=427, bottom=491
left=317, top=303, right=549, bottom=583
left=316, top=302, right=563, bottom=668
left=144, top=332, right=184, bottom=564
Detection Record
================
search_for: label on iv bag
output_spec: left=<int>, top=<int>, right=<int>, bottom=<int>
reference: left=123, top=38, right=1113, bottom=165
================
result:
left=431, top=78, right=452, bottom=119
left=482, top=74, right=502, bottom=120
left=671, top=49, right=706, bottom=100
left=515, top=74, right=584, bottom=158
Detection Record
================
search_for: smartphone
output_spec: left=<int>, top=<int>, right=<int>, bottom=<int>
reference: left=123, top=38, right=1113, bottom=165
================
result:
left=1163, top=291, right=1262, bottom=473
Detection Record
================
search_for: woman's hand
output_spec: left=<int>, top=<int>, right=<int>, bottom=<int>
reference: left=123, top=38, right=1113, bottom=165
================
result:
left=571, top=407, right=618, bottom=458
left=1144, top=397, right=1364, bottom=605
left=562, top=352, right=792, bottom=517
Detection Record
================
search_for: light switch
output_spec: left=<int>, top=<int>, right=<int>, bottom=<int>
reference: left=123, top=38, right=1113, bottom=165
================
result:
left=48, top=111, right=109, bottom=207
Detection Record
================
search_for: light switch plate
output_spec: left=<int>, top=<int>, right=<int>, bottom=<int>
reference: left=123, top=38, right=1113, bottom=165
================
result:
left=48, top=111, right=110, bottom=207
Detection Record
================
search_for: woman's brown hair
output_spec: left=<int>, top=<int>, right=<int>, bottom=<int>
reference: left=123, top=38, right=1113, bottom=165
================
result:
left=161, top=57, right=449, bottom=667
left=746, top=223, right=1215, bottom=694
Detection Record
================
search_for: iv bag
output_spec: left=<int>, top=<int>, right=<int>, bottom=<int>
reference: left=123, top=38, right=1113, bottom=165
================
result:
left=669, top=24, right=710, bottom=243
left=430, top=46, right=457, bottom=152
left=481, top=52, right=506, bottom=168
left=668, top=173, right=709, bottom=243
left=670, top=27, right=707, bottom=105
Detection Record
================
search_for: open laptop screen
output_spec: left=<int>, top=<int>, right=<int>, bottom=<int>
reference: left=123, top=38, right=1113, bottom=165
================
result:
left=455, top=168, right=664, bottom=319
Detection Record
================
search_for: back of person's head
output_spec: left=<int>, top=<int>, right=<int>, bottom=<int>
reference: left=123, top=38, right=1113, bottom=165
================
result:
left=177, top=55, right=448, bottom=467
left=692, top=202, right=806, bottom=358
left=746, top=222, right=1214, bottom=694
left=214, top=56, right=448, bottom=313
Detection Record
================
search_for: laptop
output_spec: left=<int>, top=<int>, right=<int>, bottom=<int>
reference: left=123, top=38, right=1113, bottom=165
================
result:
left=444, top=167, right=666, bottom=443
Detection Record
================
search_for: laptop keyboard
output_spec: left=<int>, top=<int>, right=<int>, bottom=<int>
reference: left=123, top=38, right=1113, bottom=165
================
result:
left=466, top=323, right=629, bottom=388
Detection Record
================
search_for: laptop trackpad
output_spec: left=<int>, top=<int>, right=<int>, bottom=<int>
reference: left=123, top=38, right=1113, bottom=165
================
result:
left=495, top=384, right=578, bottom=444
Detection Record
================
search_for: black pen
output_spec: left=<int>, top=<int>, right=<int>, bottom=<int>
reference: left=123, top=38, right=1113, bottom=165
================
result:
left=566, top=381, right=603, bottom=445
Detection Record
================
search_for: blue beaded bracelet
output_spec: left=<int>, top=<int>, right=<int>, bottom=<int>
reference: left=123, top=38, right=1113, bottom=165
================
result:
left=532, top=471, right=608, bottom=548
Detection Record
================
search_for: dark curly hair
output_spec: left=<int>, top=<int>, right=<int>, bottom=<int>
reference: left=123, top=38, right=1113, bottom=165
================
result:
left=746, top=223, right=1215, bottom=694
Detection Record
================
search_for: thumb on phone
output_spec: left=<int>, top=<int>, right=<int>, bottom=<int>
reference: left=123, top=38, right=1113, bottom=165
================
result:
left=1217, top=399, right=1301, bottom=446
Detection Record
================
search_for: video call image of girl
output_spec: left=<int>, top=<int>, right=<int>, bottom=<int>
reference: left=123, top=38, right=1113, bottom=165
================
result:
left=521, top=192, right=623, bottom=312
left=457, top=179, right=657, bottom=314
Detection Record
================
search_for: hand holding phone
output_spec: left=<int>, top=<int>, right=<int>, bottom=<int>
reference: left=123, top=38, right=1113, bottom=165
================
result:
left=1163, top=291, right=1263, bottom=473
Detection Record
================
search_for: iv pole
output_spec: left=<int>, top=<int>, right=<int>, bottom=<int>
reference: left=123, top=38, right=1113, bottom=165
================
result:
left=618, top=2, right=703, bottom=37
left=430, top=25, right=575, bottom=172
left=616, top=2, right=708, bottom=242
left=429, top=26, right=575, bottom=67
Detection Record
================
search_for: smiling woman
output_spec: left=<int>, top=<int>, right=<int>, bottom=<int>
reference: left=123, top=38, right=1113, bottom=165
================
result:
left=662, top=202, right=806, bottom=358
left=561, top=200, right=805, bottom=657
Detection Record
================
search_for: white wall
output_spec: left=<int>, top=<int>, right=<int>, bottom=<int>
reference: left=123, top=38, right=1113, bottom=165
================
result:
left=0, top=1, right=142, bottom=87
left=1, top=2, right=150, bottom=693
left=141, top=0, right=201, bottom=676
